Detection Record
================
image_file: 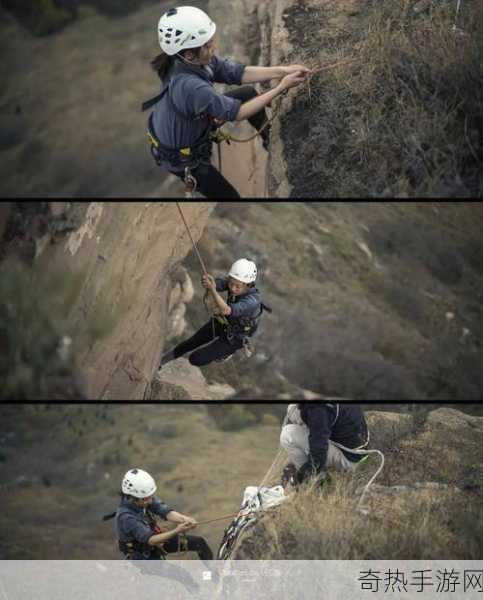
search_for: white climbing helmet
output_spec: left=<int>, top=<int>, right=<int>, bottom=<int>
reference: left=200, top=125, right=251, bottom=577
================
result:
left=121, top=468, right=157, bottom=498
left=228, top=259, right=258, bottom=284
left=158, top=6, right=216, bottom=56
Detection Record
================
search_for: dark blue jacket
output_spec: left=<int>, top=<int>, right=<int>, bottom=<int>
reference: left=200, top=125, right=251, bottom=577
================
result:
left=299, top=404, right=368, bottom=471
left=215, top=278, right=262, bottom=334
left=151, top=55, right=246, bottom=172
left=115, top=496, right=172, bottom=558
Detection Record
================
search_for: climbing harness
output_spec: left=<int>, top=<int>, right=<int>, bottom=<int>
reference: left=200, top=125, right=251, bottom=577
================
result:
left=214, top=302, right=270, bottom=348
left=147, top=113, right=208, bottom=197
left=145, top=57, right=358, bottom=197
left=103, top=507, right=194, bottom=559
left=103, top=507, right=169, bottom=560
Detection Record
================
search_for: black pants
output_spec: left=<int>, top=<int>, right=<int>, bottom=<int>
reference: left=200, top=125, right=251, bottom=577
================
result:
left=131, top=534, right=215, bottom=592
left=171, top=85, right=268, bottom=199
left=163, top=533, right=213, bottom=561
left=173, top=320, right=243, bottom=367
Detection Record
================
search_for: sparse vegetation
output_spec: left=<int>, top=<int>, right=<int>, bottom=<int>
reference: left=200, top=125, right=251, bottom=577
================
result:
left=283, top=0, right=482, bottom=197
left=237, top=475, right=482, bottom=559
left=1, top=0, right=76, bottom=36
left=208, top=405, right=257, bottom=432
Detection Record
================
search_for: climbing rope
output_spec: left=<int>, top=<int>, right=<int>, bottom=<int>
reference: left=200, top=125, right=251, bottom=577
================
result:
left=196, top=510, right=252, bottom=527
left=175, top=202, right=209, bottom=276
left=330, top=439, right=386, bottom=512
left=215, top=57, right=359, bottom=146
left=174, top=202, right=246, bottom=391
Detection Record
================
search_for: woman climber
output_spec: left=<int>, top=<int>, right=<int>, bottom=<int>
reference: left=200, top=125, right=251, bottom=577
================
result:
left=114, top=468, right=215, bottom=592
left=160, top=258, right=269, bottom=369
left=143, top=5, right=312, bottom=198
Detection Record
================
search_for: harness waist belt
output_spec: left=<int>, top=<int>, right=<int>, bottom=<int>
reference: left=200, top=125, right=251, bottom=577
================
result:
left=147, top=113, right=213, bottom=166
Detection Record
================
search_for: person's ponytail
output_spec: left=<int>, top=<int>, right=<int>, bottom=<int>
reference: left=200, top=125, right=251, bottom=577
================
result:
left=150, top=47, right=203, bottom=81
left=150, top=51, right=173, bottom=81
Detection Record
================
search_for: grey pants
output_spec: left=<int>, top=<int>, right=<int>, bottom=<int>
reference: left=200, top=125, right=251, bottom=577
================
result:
left=280, top=424, right=358, bottom=472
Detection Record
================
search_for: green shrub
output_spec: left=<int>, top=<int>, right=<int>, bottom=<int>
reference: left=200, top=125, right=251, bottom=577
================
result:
left=209, top=405, right=257, bottom=432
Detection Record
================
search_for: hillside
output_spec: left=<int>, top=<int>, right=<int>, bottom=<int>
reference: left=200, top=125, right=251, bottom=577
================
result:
left=183, top=201, right=483, bottom=400
left=0, top=404, right=481, bottom=559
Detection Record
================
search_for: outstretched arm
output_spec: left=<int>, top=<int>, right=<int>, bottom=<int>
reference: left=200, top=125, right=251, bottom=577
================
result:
left=241, top=64, right=311, bottom=84
left=235, top=69, right=311, bottom=122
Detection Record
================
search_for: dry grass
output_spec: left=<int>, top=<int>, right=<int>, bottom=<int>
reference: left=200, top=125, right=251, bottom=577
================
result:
left=283, top=0, right=482, bottom=197
left=237, top=473, right=482, bottom=560
left=234, top=408, right=483, bottom=560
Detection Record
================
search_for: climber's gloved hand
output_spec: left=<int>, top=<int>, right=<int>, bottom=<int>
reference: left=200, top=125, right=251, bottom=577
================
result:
left=296, top=461, right=317, bottom=484
left=296, top=462, right=329, bottom=487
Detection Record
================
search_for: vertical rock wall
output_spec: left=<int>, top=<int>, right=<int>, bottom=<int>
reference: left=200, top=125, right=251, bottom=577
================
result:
left=32, top=201, right=216, bottom=399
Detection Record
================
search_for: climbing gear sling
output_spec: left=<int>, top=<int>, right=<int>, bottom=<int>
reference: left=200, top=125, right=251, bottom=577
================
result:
left=103, top=507, right=168, bottom=560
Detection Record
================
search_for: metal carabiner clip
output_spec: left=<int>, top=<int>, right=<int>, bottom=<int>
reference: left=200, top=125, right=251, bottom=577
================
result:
left=184, top=166, right=198, bottom=198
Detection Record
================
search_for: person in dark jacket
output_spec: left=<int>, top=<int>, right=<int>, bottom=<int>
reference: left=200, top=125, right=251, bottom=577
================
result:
left=160, top=259, right=267, bottom=369
left=145, top=5, right=312, bottom=198
left=116, top=468, right=212, bottom=560
left=280, top=404, right=369, bottom=485
left=115, top=468, right=215, bottom=592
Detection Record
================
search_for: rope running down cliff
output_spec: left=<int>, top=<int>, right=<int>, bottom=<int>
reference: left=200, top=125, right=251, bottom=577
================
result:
left=175, top=202, right=244, bottom=390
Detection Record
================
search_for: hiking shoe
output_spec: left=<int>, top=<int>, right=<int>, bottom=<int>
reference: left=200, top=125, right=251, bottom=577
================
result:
left=159, top=350, right=176, bottom=371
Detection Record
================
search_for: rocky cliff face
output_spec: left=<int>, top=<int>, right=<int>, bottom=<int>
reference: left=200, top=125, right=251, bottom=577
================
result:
left=1, top=201, right=216, bottom=400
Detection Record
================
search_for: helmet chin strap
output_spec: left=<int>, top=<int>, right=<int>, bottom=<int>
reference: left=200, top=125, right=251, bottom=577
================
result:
left=176, top=53, right=202, bottom=66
